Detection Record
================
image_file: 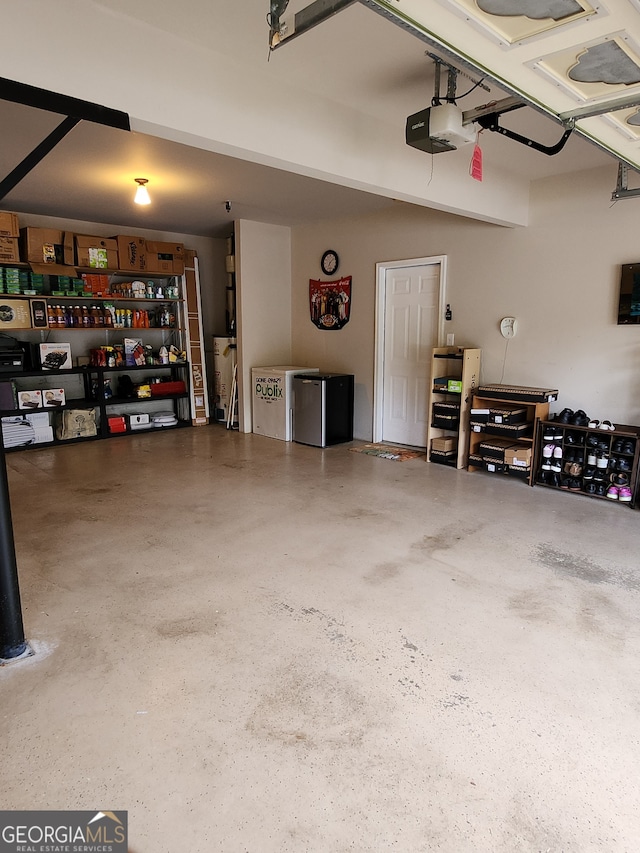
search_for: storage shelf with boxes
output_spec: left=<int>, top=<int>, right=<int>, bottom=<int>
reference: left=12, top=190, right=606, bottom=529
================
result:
left=6, top=217, right=185, bottom=279
left=0, top=210, right=208, bottom=449
left=468, top=384, right=558, bottom=485
left=426, top=346, right=481, bottom=469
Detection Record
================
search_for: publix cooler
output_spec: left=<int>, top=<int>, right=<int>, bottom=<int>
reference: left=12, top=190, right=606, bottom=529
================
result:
left=252, top=366, right=318, bottom=440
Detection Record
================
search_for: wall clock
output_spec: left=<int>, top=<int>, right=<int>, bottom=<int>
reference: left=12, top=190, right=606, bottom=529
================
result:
left=321, top=249, right=339, bottom=276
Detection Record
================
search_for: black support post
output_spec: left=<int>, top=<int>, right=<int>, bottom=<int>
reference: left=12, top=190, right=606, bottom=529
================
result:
left=0, top=443, right=26, bottom=660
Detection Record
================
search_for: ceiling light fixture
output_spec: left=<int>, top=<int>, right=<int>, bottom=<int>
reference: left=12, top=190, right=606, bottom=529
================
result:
left=134, top=178, right=150, bottom=205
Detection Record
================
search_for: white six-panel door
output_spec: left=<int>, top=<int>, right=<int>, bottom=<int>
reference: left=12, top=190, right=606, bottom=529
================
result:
left=375, top=258, right=445, bottom=447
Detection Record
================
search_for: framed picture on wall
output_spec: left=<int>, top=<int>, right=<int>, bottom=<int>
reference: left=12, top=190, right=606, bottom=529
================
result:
left=618, top=263, right=640, bottom=324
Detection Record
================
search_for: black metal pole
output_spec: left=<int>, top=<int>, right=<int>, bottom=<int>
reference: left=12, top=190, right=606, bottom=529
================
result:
left=0, top=441, right=26, bottom=660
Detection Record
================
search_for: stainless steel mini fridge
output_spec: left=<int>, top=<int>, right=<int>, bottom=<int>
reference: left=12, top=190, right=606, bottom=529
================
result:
left=292, top=373, right=354, bottom=447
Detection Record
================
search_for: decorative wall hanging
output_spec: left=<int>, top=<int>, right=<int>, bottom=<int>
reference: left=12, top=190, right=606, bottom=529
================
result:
left=309, top=276, right=352, bottom=330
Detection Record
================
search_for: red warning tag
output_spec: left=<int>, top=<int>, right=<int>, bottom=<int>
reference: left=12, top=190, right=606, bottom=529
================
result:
left=470, top=142, right=483, bottom=182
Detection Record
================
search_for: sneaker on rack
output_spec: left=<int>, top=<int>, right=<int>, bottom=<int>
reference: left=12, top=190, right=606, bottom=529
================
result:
left=618, top=487, right=633, bottom=503
left=571, top=410, right=590, bottom=427
left=611, top=472, right=630, bottom=487
left=542, top=444, right=554, bottom=458
left=606, top=485, right=619, bottom=500
left=555, top=408, right=573, bottom=424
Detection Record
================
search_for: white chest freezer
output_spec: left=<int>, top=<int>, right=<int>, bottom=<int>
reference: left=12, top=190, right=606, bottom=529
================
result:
left=252, top=365, right=318, bottom=440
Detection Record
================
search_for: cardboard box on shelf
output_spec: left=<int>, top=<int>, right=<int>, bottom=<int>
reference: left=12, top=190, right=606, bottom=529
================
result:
left=20, top=228, right=74, bottom=265
left=470, top=407, right=490, bottom=423
left=507, top=464, right=530, bottom=479
left=145, top=241, right=185, bottom=274
left=484, top=421, right=532, bottom=439
left=432, top=414, right=459, bottom=429
left=431, top=437, right=457, bottom=452
left=433, top=401, right=460, bottom=417
left=30, top=263, right=78, bottom=277
left=477, top=383, right=558, bottom=404
left=488, top=406, right=528, bottom=425
left=113, top=235, right=147, bottom=272
left=479, top=438, right=520, bottom=462
left=430, top=448, right=457, bottom=464
left=74, top=235, right=118, bottom=269
left=0, top=212, right=20, bottom=238
left=504, top=446, right=532, bottom=467
left=0, top=237, right=20, bottom=263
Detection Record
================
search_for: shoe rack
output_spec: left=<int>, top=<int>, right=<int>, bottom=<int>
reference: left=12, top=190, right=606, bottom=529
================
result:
left=426, top=346, right=481, bottom=469
left=534, top=420, right=640, bottom=508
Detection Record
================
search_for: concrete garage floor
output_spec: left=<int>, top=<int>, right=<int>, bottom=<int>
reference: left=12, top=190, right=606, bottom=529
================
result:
left=1, top=425, right=640, bottom=852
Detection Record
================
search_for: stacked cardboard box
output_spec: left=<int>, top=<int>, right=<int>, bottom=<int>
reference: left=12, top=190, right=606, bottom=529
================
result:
left=74, top=235, right=118, bottom=269
left=111, top=235, right=185, bottom=274
left=0, top=212, right=20, bottom=263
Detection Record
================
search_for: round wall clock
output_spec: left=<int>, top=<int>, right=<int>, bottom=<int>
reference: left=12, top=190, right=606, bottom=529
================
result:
left=321, top=249, right=339, bottom=276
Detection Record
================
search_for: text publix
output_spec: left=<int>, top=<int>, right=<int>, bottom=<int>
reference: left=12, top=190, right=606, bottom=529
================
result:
left=255, top=378, right=283, bottom=398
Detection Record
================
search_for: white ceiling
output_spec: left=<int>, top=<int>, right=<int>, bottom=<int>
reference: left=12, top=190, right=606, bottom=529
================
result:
left=0, top=0, right=622, bottom=239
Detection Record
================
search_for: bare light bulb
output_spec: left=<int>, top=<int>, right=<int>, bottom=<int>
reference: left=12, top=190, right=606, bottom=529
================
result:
left=134, top=178, right=151, bottom=205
